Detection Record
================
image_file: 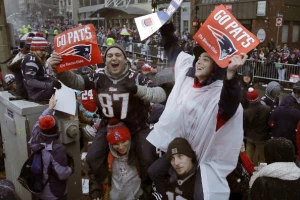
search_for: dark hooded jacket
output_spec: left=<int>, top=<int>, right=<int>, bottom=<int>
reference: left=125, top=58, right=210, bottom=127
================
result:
left=29, top=108, right=72, bottom=200
left=244, top=101, right=271, bottom=144
left=250, top=138, right=300, bottom=200
left=269, top=100, right=300, bottom=152
left=280, top=93, right=300, bottom=111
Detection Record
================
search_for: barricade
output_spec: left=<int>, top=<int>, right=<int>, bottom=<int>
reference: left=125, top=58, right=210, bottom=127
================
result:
left=239, top=59, right=300, bottom=84
left=97, top=37, right=299, bottom=85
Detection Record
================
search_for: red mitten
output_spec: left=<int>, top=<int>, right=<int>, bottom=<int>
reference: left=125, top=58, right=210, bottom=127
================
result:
left=240, top=151, right=254, bottom=174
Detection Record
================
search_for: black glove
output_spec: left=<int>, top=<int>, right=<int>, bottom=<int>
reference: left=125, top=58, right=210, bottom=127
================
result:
left=93, top=114, right=100, bottom=118
left=121, top=83, right=137, bottom=94
left=52, top=80, right=62, bottom=89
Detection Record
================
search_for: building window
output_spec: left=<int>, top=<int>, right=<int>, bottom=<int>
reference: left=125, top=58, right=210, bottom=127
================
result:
left=84, top=0, right=90, bottom=6
left=68, top=0, right=71, bottom=5
left=281, top=25, right=289, bottom=43
left=60, top=0, right=63, bottom=7
left=126, top=0, right=134, bottom=4
left=292, top=25, right=299, bottom=42
left=138, top=0, right=148, bottom=2
left=91, top=0, right=97, bottom=5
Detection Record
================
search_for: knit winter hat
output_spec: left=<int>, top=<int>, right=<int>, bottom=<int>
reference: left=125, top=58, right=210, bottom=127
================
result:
left=106, top=118, right=130, bottom=144
left=104, top=44, right=127, bottom=59
left=30, top=37, right=49, bottom=51
left=25, top=33, right=35, bottom=50
left=167, top=138, right=196, bottom=161
left=247, top=87, right=259, bottom=102
left=264, top=137, right=295, bottom=164
left=39, top=115, right=58, bottom=135
left=106, top=37, right=115, bottom=46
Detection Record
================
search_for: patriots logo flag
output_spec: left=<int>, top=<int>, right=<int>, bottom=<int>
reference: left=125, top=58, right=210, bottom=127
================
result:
left=54, top=24, right=103, bottom=72
left=193, top=4, right=260, bottom=68
left=60, top=44, right=92, bottom=62
left=207, top=25, right=237, bottom=60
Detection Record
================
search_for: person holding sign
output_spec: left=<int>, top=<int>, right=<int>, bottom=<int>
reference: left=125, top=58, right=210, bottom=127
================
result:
left=146, top=21, right=248, bottom=200
left=21, top=36, right=62, bottom=101
left=49, top=43, right=166, bottom=200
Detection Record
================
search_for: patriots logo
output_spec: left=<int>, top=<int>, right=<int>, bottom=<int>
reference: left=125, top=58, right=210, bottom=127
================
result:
left=114, top=132, right=122, bottom=141
left=207, top=25, right=238, bottom=60
left=59, top=44, right=92, bottom=61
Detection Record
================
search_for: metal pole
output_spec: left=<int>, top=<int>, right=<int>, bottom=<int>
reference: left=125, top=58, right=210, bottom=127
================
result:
left=0, top=0, right=12, bottom=86
left=276, top=26, right=280, bottom=47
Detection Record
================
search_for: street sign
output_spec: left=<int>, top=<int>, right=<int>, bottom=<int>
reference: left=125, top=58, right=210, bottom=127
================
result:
left=276, top=17, right=282, bottom=26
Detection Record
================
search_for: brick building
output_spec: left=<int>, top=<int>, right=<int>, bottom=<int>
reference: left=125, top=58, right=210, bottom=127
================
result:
left=191, top=0, right=300, bottom=49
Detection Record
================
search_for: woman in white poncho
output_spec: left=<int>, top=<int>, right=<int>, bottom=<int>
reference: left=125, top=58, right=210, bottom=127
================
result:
left=147, top=22, right=248, bottom=200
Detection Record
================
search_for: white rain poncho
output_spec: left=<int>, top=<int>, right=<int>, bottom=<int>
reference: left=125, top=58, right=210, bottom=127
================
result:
left=147, top=52, right=243, bottom=200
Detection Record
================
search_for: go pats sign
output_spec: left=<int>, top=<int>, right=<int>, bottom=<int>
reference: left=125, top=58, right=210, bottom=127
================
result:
left=193, top=5, right=260, bottom=68
left=54, top=24, right=103, bottom=72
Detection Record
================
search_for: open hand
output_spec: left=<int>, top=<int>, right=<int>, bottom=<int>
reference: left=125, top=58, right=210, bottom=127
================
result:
left=227, top=53, right=248, bottom=80
left=49, top=51, right=62, bottom=72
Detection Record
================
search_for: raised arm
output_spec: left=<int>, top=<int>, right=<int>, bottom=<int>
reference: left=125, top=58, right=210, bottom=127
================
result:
left=219, top=53, right=248, bottom=120
left=160, top=22, right=182, bottom=66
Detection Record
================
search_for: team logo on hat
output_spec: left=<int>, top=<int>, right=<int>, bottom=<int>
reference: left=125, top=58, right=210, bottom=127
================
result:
left=171, top=148, right=178, bottom=155
left=207, top=25, right=237, bottom=60
left=60, top=44, right=92, bottom=61
left=114, top=132, right=122, bottom=141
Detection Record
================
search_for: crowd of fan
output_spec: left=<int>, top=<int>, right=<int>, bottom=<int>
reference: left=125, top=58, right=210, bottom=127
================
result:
left=0, top=23, right=300, bottom=200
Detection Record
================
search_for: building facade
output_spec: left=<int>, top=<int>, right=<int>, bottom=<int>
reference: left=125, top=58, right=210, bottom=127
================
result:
left=190, top=0, right=300, bottom=48
left=58, top=0, right=79, bottom=24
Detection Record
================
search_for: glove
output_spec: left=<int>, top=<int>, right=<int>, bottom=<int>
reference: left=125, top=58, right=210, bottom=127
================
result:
left=121, top=83, right=137, bottom=94
left=52, top=80, right=62, bottom=89
left=93, top=114, right=100, bottom=118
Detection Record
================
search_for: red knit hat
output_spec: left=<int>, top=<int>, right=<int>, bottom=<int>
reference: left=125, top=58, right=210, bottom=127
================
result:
left=247, top=87, right=259, bottom=102
left=30, top=37, right=49, bottom=51
left=106, top=118, right=130, bottom=144
left=39, top=115, right=58, bottom=135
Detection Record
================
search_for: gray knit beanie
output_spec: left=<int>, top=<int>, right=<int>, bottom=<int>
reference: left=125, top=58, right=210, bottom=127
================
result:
left=104, top=44, right=127, bottom=59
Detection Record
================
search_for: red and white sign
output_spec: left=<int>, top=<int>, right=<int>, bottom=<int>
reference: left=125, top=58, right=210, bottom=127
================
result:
left=54, top=24, right=103, bottom=72
left=276, top=17, right=283, bottom=27
left=193, top=4, right=260, bottom=68
left=290, top=74, right=300, bottom=83
left=215, top=4, right=232, bottom=13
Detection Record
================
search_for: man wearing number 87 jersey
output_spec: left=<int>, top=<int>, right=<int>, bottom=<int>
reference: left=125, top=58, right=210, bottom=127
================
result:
left=49, top=43, right=166, bottom=200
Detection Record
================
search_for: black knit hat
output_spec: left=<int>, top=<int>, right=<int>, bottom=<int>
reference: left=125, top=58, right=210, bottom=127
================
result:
left=104, top=44, right=127, bottom=59
left=264, top=137, right=295, bottom=164
left=167, top=138, right=196, bottom=161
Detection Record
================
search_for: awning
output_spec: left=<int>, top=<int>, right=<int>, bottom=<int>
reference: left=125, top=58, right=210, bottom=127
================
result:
left=90, top=5, right=151, bottom=18
left=78, top=17, right=104, bottom=22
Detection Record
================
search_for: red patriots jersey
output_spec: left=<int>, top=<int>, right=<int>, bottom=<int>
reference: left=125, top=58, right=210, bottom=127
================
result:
left=81, top=89, right=97, bottom=112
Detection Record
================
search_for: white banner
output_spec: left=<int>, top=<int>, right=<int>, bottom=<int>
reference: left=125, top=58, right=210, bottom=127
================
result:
left=134, top=0, right=184, bottom=41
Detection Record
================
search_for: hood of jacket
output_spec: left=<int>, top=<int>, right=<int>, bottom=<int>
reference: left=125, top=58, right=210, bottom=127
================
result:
left=108, top=139, right=131, bottom=159
left=266, top=81, right=281, bottom=98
